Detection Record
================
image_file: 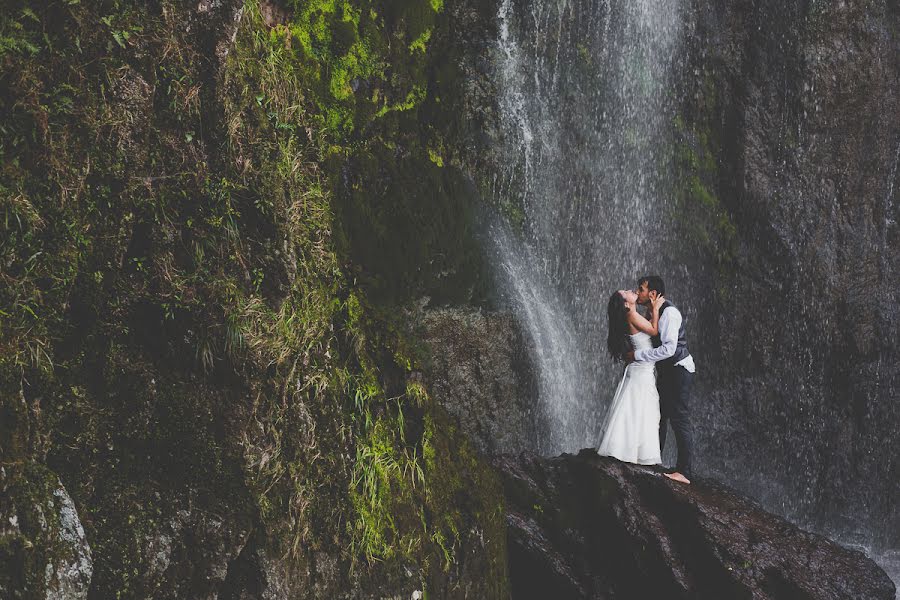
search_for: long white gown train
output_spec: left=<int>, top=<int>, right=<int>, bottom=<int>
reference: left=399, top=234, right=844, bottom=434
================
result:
left=597, top=331, right=661, bottom=465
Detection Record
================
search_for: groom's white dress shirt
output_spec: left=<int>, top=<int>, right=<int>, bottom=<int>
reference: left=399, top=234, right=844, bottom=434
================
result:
left=634, top=306, right=696, bottom=372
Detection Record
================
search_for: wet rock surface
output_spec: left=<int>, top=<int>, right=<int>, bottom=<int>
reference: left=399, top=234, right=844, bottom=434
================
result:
left=672, top=0, right=900, bottom=573
left=496, top=450, right=896, bottom=600
left=417, top=308, right=540, bottom=455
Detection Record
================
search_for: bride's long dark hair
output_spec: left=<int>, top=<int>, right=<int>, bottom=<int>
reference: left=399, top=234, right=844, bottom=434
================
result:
left=606, top=291, right=631, bottom=361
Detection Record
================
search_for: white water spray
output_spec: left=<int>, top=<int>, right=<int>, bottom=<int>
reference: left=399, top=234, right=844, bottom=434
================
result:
left=491, top=0, right=684, bottom=454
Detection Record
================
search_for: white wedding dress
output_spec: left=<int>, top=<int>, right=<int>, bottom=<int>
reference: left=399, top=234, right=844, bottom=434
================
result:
left=597, top=331, right=661, bottom=465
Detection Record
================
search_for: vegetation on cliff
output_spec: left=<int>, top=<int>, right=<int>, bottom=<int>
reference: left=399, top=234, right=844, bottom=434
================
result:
left=0, top=0, right=505, bottom=596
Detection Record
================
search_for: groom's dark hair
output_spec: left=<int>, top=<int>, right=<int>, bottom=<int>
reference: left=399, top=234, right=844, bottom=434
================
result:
left=639, top=275, right=665, bottom=295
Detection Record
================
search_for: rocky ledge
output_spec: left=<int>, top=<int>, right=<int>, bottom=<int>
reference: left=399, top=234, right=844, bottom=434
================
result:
left=496, top=450, right=895, bottom=600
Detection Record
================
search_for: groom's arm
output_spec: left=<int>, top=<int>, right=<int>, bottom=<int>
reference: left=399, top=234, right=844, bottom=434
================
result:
left=634, top=309, right=681, bottom=363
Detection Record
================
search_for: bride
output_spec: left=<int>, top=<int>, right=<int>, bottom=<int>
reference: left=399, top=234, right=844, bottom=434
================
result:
left=597, top=289, right=666, bottom=465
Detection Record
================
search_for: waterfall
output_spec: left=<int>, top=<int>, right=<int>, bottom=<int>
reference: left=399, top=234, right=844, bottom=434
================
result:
left=490, top=0, right=684, bottom=454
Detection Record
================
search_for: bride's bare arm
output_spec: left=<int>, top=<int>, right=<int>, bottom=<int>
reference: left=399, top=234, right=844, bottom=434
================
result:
left=627, top=310, right=656, bottom=336
left=627, top=296, right=663, bottom=336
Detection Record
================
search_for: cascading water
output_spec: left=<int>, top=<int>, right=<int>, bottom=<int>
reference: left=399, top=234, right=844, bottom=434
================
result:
left=490, top=0, right=684, bottom=455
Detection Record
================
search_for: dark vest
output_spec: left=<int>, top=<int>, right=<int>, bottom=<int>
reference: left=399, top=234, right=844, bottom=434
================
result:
left=652, top=301, right=690, bottom=368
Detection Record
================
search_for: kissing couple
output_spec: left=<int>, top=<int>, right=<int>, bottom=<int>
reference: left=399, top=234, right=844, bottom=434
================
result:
left=597, top=275, right=696, bottom=484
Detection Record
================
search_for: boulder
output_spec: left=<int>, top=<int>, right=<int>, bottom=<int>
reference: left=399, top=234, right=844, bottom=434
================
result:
left=496, top=450, right=896, bottom=599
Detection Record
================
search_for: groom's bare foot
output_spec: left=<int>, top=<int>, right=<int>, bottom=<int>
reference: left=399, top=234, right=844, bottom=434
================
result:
left=664, top=472, right=691, bottom=484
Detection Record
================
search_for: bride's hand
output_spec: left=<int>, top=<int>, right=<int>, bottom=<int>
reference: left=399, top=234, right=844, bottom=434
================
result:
left=651, top=295, right=666, bottom=312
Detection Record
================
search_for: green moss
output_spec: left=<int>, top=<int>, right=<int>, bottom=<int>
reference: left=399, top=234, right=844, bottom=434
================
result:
left=427, top=147, right=443, bottom=167
left=375, top=84, right=426, bottom=117
left=266, top=0, right=438, bottom=136
left=419, top=401, right=509, bottom=595
left=409, top=28, right=432, bottom=53
left=672, top=112, right=738, bottom=299
left=689, top=175, right=717, bottom=209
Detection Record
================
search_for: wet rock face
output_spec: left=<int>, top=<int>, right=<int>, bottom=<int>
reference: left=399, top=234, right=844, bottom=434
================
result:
left=496, top=450, right=896, bottom=600
left=667, top=0, right=900, bottom=561
left=417, top=308, right=541, bottom=455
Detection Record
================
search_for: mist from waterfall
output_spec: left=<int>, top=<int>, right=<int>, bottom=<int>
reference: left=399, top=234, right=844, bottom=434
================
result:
left=490, top=0, right=684, bottom=455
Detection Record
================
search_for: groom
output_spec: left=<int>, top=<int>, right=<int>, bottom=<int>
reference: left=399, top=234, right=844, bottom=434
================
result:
left=626, top=275, right=696, bottom=484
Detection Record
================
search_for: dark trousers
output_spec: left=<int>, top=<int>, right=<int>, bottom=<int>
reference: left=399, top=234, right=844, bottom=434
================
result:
left=657, top=365, right=694, bottom=479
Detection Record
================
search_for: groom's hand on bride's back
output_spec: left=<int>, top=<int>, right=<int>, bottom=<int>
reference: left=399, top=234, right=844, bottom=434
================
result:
left=624, top=351, right=635, bottom=363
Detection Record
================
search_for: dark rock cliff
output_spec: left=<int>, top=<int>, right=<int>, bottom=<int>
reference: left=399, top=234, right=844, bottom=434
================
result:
left=497, top=450, right=896, bottom=599
left=670, top=0, right=900, bottom=562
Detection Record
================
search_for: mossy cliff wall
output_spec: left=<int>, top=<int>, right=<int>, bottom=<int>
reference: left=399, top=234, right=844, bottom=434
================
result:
left=0, top=0, right=506, bottom=597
